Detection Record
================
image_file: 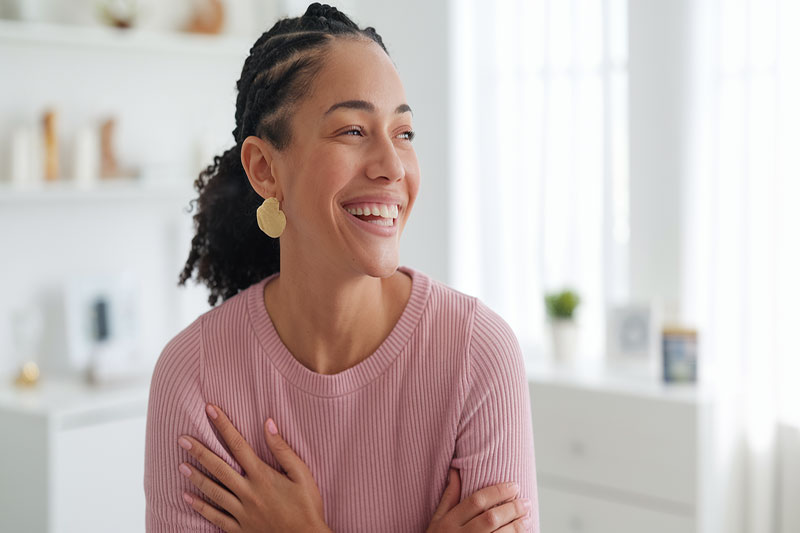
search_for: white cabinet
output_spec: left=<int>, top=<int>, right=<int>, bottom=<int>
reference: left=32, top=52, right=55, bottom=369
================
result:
left=538, top=486, right=694, bottom=533
left=529, top=363, right=709, bottom=533
left=0, top=378, right=149, bottom=533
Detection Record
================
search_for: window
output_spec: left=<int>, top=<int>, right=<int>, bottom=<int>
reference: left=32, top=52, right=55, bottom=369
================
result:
left=450, top=0, right=629, bottom=367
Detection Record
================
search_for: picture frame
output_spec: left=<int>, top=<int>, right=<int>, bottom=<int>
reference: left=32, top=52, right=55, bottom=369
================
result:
left=61, top=272, right=143, bottom=381
left=605, top=302, right=662, bottom=380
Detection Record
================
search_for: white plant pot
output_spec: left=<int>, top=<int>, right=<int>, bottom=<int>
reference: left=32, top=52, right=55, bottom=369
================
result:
left=549, top=319, right=578, bottom=364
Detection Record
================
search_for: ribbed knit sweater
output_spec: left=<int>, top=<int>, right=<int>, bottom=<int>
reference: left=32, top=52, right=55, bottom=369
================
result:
left=144, top=265, right=539, bottom=532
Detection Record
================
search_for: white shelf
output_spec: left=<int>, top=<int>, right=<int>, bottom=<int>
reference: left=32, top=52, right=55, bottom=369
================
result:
left=0, top=179, right=194, bottom=202
left=0, top=376, right=149, bottom=425
left=526, top=358, right=707, bottom=404
left=0, top=18, right=251, bottom=57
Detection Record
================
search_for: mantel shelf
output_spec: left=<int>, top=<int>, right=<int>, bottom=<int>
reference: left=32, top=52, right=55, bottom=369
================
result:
left=0, top=18, right=251, bottom=57
left=0, top=179, right=194, bottom=202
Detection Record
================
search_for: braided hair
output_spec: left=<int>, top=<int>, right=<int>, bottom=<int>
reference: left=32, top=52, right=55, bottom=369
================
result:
left=178, top=3, right=389, bottom=307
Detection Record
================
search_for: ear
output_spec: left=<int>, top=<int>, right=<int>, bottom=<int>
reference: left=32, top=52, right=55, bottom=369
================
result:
left=241, top=135, right=282, bottom=200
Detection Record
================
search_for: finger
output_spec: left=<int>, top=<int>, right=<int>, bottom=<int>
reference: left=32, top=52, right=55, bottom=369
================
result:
left=493, top=515, right=533, bottom=532
left=179, top=462, right=243, bottom=519
left=183, top=491, right=241, bottom=533
left=205, top=404, right=259, bottom=475
left=431, top=468, right=461, bottom=521
left=263, top=417, right=309, bottom=483
left=450, top=481, right=519, bottom=527
left=464, top=498, right=531, bottom=533
left=178, top=435, right=249, bottom=500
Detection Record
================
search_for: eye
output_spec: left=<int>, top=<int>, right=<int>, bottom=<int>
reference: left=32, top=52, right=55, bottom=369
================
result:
left=398, top=130, right=416, bottom=142
left=341, top=126, right=364, bottom=136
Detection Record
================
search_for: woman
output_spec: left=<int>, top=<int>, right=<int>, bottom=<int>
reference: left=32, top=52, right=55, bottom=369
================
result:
left=144, top=3, right=538, bottom=532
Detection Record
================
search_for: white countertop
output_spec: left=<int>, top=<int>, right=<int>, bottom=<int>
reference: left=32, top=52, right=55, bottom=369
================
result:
left=0, top=375, right=150, bottom=429
left=526, top=358, right=708, bottom=404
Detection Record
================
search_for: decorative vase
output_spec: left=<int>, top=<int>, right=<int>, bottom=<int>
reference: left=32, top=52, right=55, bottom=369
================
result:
left=549, top=318, right=578, bottom=364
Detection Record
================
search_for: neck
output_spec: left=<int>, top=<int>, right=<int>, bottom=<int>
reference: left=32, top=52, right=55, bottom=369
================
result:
left=265, top=249, right=408, bottom=375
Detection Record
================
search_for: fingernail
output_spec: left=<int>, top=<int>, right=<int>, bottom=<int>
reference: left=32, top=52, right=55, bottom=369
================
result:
left=267, top=418, right=278, bottom=435
left=506, top=482, right=519, bottom=490
left=206, top=404, right=217, bottom=420
left=522, top=517, right=531, bottom=528
left=183, top=493, right=193, bottom=505
left=179, top=464, right=191, bottom=478
left=522, top=498, right=531, bottom=510
left=178, top=437, right=192, bottom=450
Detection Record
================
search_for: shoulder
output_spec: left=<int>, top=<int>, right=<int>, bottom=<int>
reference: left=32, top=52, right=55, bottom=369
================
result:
left=193, top=278, right=263, bottom=340
left=150, top=278, right=267, bottom=390
left=408, top=268, right=523, bottom=370
left=421, top=271, right=480, bottom=324
left=467, top=299, right=526, bottom=383
left=470, top=299, right=521, bottom=356
left=418, top=270, right=520, bottom=356
left=150, top=316, right=205, bottom=398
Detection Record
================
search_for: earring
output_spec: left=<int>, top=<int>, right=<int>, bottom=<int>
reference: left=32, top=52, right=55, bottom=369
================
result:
left=256, top=197, right=286, bottom=238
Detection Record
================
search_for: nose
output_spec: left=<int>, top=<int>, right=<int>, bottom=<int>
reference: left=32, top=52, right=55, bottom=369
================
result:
left=365, top=133, right=405, bottom=182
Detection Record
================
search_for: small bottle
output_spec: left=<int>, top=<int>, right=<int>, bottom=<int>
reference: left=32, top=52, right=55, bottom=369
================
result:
left=73, top=124, right=100, bottom=189
left=43, top=108, right=60, bottom=182
left=10, top=127, right=32, bottom=186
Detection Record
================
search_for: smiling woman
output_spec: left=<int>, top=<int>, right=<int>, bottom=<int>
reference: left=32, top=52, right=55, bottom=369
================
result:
left=144, top=3, right=538, bottom=532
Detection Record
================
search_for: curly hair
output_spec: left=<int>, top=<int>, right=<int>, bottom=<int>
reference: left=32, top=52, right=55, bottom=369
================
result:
left=178, top=3, right=389, bottom=307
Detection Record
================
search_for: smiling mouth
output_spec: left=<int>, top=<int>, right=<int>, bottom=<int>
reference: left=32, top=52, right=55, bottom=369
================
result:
left=343, top=203, right=399, bottom=226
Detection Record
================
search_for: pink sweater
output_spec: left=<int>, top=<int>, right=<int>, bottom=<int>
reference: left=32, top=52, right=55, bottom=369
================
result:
left=144, top=265, right=539, bottom=532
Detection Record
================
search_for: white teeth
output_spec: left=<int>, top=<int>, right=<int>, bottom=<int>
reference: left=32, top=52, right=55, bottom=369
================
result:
left=366, top=218, right=393, bottom=226
left=344, top=203, right=400, bottom=219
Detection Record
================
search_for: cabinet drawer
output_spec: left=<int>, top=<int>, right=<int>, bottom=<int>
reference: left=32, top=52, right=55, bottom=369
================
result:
left=53, top=415, right=146, bottom=533
left=539, top=484, right=695, bottom=533
left=530, top=381, right=696, bottom=506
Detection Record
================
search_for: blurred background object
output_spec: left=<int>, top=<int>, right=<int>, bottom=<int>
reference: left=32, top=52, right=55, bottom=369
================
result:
left=184, top=0, right=225, bottom=34
left=96, top=0, right=139, bottom=29
left=544, top=289, right=581, bottom=365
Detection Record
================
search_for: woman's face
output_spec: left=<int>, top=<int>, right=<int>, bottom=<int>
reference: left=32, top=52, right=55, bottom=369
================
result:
left=272, top=38, right=420, bottom=279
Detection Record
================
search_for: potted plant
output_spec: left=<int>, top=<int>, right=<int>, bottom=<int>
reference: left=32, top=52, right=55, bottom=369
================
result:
left=544, top=289, right=581, bottom=364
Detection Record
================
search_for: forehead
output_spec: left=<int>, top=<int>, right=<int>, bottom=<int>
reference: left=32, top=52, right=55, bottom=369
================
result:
left=307, top=38, right=407, bottom=114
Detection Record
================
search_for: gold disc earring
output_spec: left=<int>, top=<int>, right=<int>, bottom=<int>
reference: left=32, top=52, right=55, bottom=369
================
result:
left=256, top=197, right=286, bottom=238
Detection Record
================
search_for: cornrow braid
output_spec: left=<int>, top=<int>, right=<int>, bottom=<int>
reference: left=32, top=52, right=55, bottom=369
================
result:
left=178, top=3, right=389, bottom=307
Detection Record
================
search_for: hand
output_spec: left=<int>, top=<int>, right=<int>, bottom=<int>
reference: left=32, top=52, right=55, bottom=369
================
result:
left=426, top=469, right=532, bottom=532
left=176, top=404, right=330, bottom=533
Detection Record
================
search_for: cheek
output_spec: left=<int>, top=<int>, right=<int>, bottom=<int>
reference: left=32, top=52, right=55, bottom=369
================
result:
left=404, top=156, right=421, bottom=202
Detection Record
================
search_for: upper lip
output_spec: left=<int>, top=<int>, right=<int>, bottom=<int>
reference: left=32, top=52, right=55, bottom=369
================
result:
left=340, top=195, right=404, bottom=208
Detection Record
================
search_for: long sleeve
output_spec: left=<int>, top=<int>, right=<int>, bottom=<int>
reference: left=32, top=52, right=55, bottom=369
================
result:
left=450, top=301, right=540, bottom=532
left=144, top=318, right=229, bottom=532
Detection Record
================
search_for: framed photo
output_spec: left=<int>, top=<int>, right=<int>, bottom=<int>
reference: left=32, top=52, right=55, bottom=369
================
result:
left=61, top=272, right=142, bottom=380
left=605, top=302, right=662, bottom=379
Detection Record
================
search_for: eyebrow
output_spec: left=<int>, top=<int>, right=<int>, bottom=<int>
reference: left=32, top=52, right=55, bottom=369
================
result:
left=324, top=100, right=413, bottom=116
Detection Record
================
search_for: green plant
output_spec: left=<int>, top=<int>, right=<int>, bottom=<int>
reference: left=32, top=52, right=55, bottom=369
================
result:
left=544, top=289, right=581, bottom=320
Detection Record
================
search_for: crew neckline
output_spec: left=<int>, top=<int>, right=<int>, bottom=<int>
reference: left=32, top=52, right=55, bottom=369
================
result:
left=246, top=265, right=431, bottom=397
